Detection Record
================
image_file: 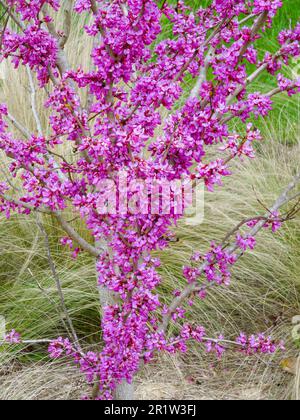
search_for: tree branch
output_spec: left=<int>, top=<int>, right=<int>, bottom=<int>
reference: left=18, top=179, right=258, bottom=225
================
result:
left=0, top=193, right=51, bottom=213
left=26, top=65, right=43, bottom=137
left=225, top=47, right=283, bottom=107
left=221, top=80, right=299, bottom=124
left=189, top=47, right=214, bottom=99
left=6, top=112, right=31, bottom=139
left=160, top=172, right=300, bottom=332
left=54, top=213, right=102, bottom=257
left=0, top=0, right=25, bottom=31
left=238, top=14, right=257, bottom=26
left=60, top=0, right=73, bottom=49
left=238, top=11, right=268, bottom=61
left=36, top=216, right=82, bottom=351
left=0, top=192, right=102, bottom=257
left=0, top=338, right=53, bottom=345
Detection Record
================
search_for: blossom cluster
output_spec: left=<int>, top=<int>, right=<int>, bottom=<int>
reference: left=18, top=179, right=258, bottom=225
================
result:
left=220, top=124, right=262, bottom=160
left=182, top=209, right=284, bottom=299
left=236, top=332, right=285, bottom=355
left=2, top=26, right=58, bottom=86
left=247, top=211, right=283, bottom=232
left=197, top=160, right=231, bottom=192
left=236, top=234, right=257, bottom=252
left=46, top=323, right=285, bottom=396
left=7, top=1, right=60, bottom=22
left=4, top=330, right=21, bottom=344
left=183, top=243, right=237, bottom=288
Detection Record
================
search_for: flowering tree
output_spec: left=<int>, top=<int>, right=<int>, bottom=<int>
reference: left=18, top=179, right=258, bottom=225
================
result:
left=0, top=0, right=300, bottom=400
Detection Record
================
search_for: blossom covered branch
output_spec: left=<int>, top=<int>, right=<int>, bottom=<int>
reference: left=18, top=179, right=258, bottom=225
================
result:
left=161, top=172, right=300, bottom=332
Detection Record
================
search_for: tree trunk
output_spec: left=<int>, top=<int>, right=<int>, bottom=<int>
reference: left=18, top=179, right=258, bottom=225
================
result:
left=115, top=381, right=135, bottom=400
left=96, top=242, right=135, bottom=400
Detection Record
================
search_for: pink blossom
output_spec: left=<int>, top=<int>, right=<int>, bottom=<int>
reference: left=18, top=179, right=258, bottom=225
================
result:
left=4, top=330, right=21, bottom=344
left=277, top=74, right=300, bottom=96
left=7, top=1, right=60, bottom=22
left=74, top=0, right=91, bottom=13
left=236, top=332, right=285, bottom=355
left=197, top=160, right=231, bottom=192
left=236, top=234, right=257, bottom=251
left=48, top=337, right=73, bottom=359
left=253, top=0, right=283, bottom=17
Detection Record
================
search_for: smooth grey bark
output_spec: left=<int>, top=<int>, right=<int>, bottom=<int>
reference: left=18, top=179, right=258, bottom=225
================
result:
left=96, top=241, right=135, bottom=400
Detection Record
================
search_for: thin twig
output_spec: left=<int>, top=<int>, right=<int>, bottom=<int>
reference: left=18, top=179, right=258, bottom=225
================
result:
left=36, top=216, right=82, bottom=352
left=35, top=277, right=73, bottom=339
left=189, top=47, right=214, bottom=99
left=26, top=66, right=68, bottom=182
left=0, top=339, right=53, bottom=346
left=26, top=65, right=43, bottom=137
left=0, top=0, right=25, bottom=31
left=60, top=0, right=73, bottom=48
left=6, top=112, right=31, bottom=139
left=0, top=190, right=103, bottom=256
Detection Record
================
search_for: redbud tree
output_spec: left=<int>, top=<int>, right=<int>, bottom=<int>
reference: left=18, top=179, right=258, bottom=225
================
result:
left=0, top=0, right=300, bottom=400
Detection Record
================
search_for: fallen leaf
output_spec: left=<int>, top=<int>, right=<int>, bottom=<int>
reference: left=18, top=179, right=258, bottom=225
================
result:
left=280, top=358, right=298, bottom=375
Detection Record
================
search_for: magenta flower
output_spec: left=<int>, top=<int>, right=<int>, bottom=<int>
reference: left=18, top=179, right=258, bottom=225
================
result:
left=5, top=330, right=21, bottom=344
left=236, top=234, right=257, bottom=251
